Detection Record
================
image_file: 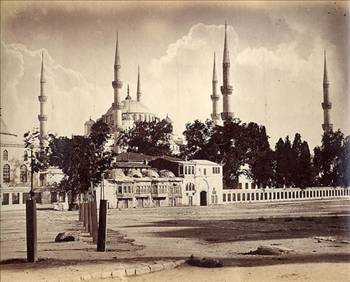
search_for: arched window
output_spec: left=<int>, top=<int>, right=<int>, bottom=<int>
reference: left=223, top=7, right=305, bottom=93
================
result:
left=3, top=164, right=10, bottom=183
left=24, top=151, right=28, bottom=161
left=20, top=165, right=27, bottom=183
left=3, top=150, right=8, bottom=161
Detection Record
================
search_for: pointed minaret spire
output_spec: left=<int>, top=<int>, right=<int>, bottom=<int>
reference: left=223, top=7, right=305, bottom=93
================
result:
left=323, top=49, right=329, bottom=84
left=137, top=65, right=142, bottom=102
left=223, top=22, right=230, bottom=64
left=38, top=51, right=48, bottom=145
left=126, top=84, right=131, bottom=100
left=112, top=31, right=123, bottom=135
left=212, top=52, right=217, bottom=82
left=211, top=52, right=220, bottom=125
left=115, top=31, right=120, bottom=67
left=40, top=51, right=46, bottom=83
left=221, top=22, right=234, bottom=121
left=322, top=49, right=333, bottom=132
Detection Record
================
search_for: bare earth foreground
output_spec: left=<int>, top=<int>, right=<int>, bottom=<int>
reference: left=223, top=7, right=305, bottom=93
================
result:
left=1, top=200, right=350, bottom=281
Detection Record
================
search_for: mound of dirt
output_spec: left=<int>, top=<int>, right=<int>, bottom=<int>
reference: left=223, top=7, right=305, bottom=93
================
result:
left=244, top=245, right=293, bottom=256
left=187, top=255, right=223, bottom=268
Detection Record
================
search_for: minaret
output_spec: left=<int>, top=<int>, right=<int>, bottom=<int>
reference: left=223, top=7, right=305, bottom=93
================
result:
left=136, top=65, right=141, bottom=102
left=38, top=51, right=48, bottom=145
left=322, top=50, right=333, bottom=132
left=112, top=32, right=123, bottom=131
left=126, top=84, right=131, bottom=100
left=210, top=52, right=220, bottom=125
left=220, top=22, right=234, bottom=121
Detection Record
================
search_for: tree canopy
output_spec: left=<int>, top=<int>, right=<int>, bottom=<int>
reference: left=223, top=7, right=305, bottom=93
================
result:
left=117, top=119, right=173, bottom=156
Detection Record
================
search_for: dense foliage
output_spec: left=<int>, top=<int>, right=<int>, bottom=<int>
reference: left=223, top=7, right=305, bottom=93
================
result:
left=181, top=119, right=349, bottom=188
left=117, top=119, right=173, bottom=156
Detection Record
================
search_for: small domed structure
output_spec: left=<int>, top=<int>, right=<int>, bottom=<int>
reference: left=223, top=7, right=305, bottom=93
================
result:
left=128, top=169, right=142, bottom=178
left=159, top=169, right=175, bottom=178
left=143, top=169, right=159, bottom=178
left=84, top=117, right=95, bottom=136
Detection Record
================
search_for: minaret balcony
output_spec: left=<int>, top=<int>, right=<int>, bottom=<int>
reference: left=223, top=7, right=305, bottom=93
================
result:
left=210, top=95, right=219, bottom=101
left=38, top=115, right=48, bottom=121
left=221, top=85, right=233, bottom=94
left=38, top=96, right=47, bottom=102
left=322, top=102, right=332, bottom=109
left=112, top=80, right=123, bottom=88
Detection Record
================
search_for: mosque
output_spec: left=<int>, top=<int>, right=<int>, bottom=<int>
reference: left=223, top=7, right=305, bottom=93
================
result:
left=84, top=33, right=176, bottom=153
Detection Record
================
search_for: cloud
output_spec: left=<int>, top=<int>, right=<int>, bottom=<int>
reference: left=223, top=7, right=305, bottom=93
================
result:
left=1, top=41, right=110, bottom=138
left=147, top=23, right=349, bottom=148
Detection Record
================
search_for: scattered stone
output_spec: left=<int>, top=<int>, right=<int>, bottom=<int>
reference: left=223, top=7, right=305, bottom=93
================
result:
left=125, top=268, right=136, bottom=276
left=135, top=266, right=150, bottom=275
left=186, top=255, right=223, bottom=268
left=54, top=232, right=75, bottom=242
left=244, top=245, right=293, bottom=256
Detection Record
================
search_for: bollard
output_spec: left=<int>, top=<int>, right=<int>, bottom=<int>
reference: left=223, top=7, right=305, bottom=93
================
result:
left=97, top=200, right=107, bottom=252
left=84, top=203, right=88, bottom=229
left=78, top=203, right=82, bottom=221
left=26, top=198, right=37, bottom=262
left=88, top=201, right=93, bottom=235
left=91, top=201, right=98, bottom=243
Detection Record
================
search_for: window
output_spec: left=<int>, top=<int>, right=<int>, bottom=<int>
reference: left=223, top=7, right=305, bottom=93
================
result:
left=12, top=193, right=20, bottom=204
left=223, top=194, right=226, bottom=202
left=237, top=193, right=241, bottom=201
left=239, top=183, right=243, bottom=189
left=179, top=166, right=183, bottom=175
left=191, top=166, right=194, bottom=174
left=228, top=193, right=231, bottom=201
left=212, top=167, right=220, bottom=174
left=242, top=193, right=246, bottom=201
left=118, top=186, right=122, bottom=193
left=3, top=150, right=8, bottom=161
left=247, top=193, right=250, bottom=201
left=24, top=151, right=28, bottom=161
left=2, top=193, right=9, bottom=205
left=245, top=183, right=249, bottom=189
left=252, top=183, right=256, bottom=189
left=203, top=168, right=206, bottom=175
left=232, top=193, right=236, bottom=201
left=51, top=192, right=58, bottom=203
left=3, top=164, right=10, bottom=183
left=20, top=165, right=27, bottom=183
left=185, top=166, right=188, bottom=175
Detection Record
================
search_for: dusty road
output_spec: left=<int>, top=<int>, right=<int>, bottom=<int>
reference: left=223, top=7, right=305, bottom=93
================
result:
left=98, top=263, right=350, bottom=282
left=1, top=199, right=349, bottom=281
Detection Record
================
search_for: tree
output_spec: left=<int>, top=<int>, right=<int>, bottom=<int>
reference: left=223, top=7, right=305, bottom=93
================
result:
left=245, top=123, right=274, bottom=188
left=340, top=136, right=350, bottom=187
left=291, top=133, right=313, bottom=188
left=49, top=121, right=114, bottom=209
left=118, top=119, right=173, bottom=156
left=23, top=129, right=50, bottom=174
left=182, top=118, right=273, bottom=188
left=181, top=119, right=215, bottom=159
left=314, top=130, right=345, bottom=187
left=273, top=136, right=294, bottom=187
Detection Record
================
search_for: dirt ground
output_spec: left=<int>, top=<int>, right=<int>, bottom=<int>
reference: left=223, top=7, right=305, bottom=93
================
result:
left=97, top=263, right=350, bottom=282
left=1, top=199, right=349, bottom=281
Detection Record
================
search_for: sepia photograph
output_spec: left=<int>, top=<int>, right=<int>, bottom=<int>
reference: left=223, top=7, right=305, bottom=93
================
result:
left=0, top=1, right=349, bottom=281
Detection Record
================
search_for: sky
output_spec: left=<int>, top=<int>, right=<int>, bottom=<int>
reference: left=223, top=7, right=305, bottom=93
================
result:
left=1, top=1, right=349, bottom=149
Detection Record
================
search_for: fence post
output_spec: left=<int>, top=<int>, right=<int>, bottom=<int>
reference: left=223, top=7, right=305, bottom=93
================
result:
left=97, top=200, right=107, bottom=252
left=26, top=198, right=37, bottom=262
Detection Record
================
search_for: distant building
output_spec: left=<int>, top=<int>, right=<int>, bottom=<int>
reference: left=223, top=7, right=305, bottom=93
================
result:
left=84, top=33, right=181, bottom=154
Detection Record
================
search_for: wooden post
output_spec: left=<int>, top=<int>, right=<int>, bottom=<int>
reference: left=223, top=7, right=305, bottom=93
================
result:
left=91, top=201, right=98, bottom=243
left=78, top=203, right=82, bottom=221
left=88, top=201, right=93, bottom=235
left=97, top=200, right=107, bottom=252
left=84, top=203, right=88, bottom=229
left=26, top=198, right=37, bottom=262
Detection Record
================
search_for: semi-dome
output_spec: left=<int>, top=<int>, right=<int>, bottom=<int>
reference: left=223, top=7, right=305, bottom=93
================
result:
left=122, top=99, right=151, bottom=114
